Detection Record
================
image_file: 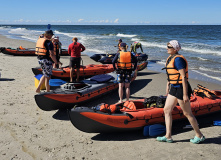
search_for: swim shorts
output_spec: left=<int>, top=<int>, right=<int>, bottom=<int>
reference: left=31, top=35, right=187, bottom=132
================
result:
left=169, top=83, right=192, bottom=100
left=117, top=73, right=131, bottom=83
left=70, top=57, right=81, bottom=69
left=38, top=59, right=53, bottom=77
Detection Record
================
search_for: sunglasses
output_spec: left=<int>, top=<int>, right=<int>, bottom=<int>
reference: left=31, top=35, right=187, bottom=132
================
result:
left=167, top=46, right=174, bottom=49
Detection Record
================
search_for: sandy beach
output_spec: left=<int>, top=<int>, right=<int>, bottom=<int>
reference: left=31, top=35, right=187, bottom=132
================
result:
left=0, top=34, right=221, bottom=160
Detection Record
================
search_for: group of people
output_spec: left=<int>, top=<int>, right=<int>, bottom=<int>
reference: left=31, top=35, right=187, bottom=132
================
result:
left=35, top=29, right=85, bottom=93
left=35, top=29, right=205, bottom=144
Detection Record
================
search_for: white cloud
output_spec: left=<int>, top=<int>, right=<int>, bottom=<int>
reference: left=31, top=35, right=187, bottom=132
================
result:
left=114, top=19, right=119, bottom=23
left=14, top=19, right=24, bottom=22
left=78, top=19, right=84, bottom=22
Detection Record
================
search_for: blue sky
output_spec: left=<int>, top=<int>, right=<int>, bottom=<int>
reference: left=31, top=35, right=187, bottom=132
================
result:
left=1, top=0, right=221, bottom=25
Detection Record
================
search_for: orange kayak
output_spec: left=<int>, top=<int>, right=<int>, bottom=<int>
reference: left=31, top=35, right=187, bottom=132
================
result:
left=0, top=47, right=68, bottom=56
left=68, top=90, right=221, bottom=133
left=32, top=64, right=114, bottom=79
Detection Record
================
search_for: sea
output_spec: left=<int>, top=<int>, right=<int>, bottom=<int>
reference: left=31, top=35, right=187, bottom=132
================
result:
left=0, top=25, right=220, bottom=85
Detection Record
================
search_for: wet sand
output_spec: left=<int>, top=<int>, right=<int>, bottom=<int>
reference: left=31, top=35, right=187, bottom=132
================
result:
left=0, top=34, right=220, bottom=160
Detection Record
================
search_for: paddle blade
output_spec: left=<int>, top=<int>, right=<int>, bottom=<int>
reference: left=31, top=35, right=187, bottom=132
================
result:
left=149, top=124, right=166, bottom=137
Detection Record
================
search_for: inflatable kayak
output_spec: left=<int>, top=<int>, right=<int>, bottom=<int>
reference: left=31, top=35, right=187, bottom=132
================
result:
left=137, top=61, right=148, bottom=71
left=34, top=71, right=137, bottom=111
left=32, top=64, right=114, bottom=79
left=90, top=53, right=116, bottom=62
left=98, top=53, right=148, bottom=64
left=0, top=47, right=68, bottom=56
left=68, top=88, right=221, bottom=133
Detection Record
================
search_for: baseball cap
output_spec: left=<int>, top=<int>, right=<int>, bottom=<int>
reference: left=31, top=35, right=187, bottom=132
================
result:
left=45, top=30, right=54, bottom=35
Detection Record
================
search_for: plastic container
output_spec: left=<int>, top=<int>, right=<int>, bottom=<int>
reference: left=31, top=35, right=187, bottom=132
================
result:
left=34, top=74, right=45, bottom=90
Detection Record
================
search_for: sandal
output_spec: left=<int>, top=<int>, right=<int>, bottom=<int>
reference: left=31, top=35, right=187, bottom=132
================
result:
left=156, top=136, right=174, bottom=143
left=190, top=136, right=205, bottom=144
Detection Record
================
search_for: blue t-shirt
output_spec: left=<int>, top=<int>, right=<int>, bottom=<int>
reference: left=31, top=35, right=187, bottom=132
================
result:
left=171, top=57, right=186, bottom=88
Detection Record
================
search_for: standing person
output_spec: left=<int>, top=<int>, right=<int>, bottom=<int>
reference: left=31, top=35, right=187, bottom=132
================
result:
left=112, top=43, right=137, bottom=103
left=68, top=37, right=85, bottom=82
left=116, top=39, right=128, bottom=53
left=157, top=40, right=205, bottom=144
left=130, top=42, right=143, bottom=55
left=52, top=36, right=62, bottom=68
left=35, top=30, right=59, bottom=93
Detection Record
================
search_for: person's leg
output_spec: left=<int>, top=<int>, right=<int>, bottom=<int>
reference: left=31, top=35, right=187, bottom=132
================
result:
left=76, top=68, right=80, bottom=82
left=163, top=94, right=178, bottom=139
left=45, top=76, right=51, bottom=92
left=125, top=83, right=130, bottom=101
left=76, top=58, right=81, bottom=82
left=70, top=67, right=73, bottom=82
left=119, top=83, right=124, bottom=103
left=36, top=76, right=45, bottom=93
left=177, top=99, right=203, bottom=138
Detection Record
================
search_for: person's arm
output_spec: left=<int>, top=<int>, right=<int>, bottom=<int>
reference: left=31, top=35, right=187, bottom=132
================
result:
left=166, top=81, right=170, bottom=96
left=112, top=53, right=119, bottom=70
left=130, top=45, right=133, bottom=52
left=179, top=69, right=188, bottom=103
left=174, top=57, right=188, bottom=102
left=49, top=50, right=58, bottom=64
left=131, top=53, right=137, bottom=70
left=68, top=44, right=71, bottom=55
left=140, top=44, right=143, bottom=53
left=81, top=44, right=85, bottom=52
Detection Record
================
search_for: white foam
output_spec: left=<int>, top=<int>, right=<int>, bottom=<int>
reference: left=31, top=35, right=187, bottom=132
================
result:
left=192, top=70, right=221, bottom=81
left=199, top=67, right=221, bottom=73
left=86, top=48, right=105, bottom=54
left=156, top=60, right=166, bottom=65
left=116, top=33, right=137, bottom=38
left=197, top=57, right=208, bottom=61
left=131, top=38, right=165, bottom=49
left=182, top=46, right=221, bottom=56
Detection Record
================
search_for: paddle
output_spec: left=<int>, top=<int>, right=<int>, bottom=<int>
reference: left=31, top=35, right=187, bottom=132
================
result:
left=143, top=124, right=166, bottom=137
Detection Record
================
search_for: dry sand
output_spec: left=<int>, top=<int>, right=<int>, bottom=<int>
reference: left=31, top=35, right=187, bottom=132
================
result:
left=0, top=34, right=220, bottom=160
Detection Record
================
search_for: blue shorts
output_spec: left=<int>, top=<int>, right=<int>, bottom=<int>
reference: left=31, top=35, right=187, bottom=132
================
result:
left=38, top=59, right=53, bottom=77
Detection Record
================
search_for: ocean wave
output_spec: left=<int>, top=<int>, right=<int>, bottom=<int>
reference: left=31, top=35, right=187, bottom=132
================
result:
left=131, top=38, right=166, bottom=49
left=54, top=30, right=79, bottom=38
left=199, top=67, right=221, bottom=73
left=182, top=46, right=221, bottom=56
left=86, top=48, right=105, bottom=54
left=156, top=60, right=166, bottom=65
left=117, top=33, right=137, bottom=38
left=197, top=57, right=208, bottom=61
left=8, top=27, right=42, bottom=35
left=192, top=70, right=221, bottom=81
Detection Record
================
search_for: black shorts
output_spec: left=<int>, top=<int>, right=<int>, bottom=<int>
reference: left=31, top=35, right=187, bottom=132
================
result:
left=69, top=57, right=81, bottom=69
left=169, top=82, right=192, bottom=100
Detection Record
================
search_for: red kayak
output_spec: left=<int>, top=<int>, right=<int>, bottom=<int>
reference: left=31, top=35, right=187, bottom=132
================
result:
left=68, top=87, right=221, bottom=133
left=0, top=47, right=68, bottom=56
left=32, top=64, right=114, bottom=79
